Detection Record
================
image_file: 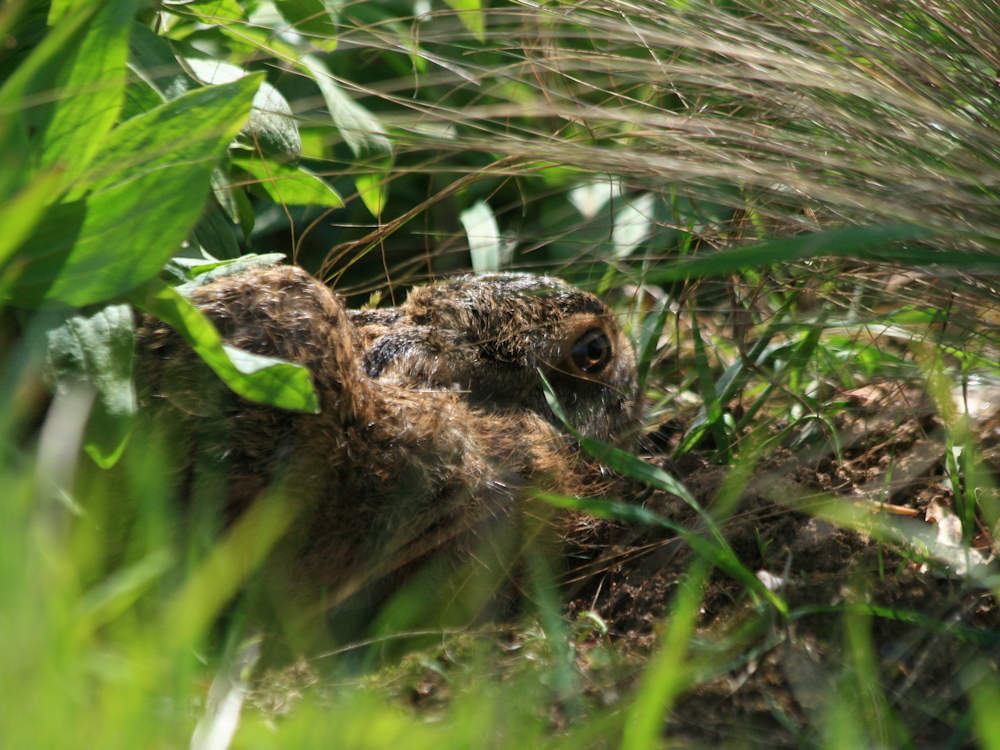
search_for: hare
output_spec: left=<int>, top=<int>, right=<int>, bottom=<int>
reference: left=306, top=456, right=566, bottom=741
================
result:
left=138, top=265, right=641, bottom=629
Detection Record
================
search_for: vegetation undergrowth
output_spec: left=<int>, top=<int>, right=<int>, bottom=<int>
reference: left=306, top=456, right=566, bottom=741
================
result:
left=3, top=0, right=1000, bottom=747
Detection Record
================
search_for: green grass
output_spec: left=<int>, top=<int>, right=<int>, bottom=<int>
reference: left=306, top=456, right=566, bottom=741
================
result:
left=4, top=0, right=1000, bottom=747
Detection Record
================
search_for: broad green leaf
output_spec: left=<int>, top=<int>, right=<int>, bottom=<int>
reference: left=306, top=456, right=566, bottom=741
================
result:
left=354, top=169, right=388, bottom=218
left=166, top=253, right=283, bottom=276
left=45, top=303, right=136, bottom=468
left=442, top=0, right=485, bottom=43
left=35, top=0, right=132, bottom=182
left=243, top=79, right=302, bottom=164
left=124, top=22, right=192, bottom=117
left=0, top=1, right=99, bottom=199
left=9, top=77, right=260, bottom=307
left=172, top=252, right=286, bottom=295
left=72, top=74, right=264, bottom=197
left=274, top=0, right=338, bottom=48
left=47, top=0, right=78, bottom=25
left=120, top=72, right=167, bottom=122
left=650, top=224, right=935, bottom=281
left=233, top=156, right=342, bottom=207
left=129, top=278, right=319, bottom=413
left=299, top=129, right=328, bottom=159
left=302, top=54, right=391, bottom=160
left=0, top=167, right=65, bottom=268
left=461, top=200, right=502, bottom=273
left=212, top=167, right=256, bottom=238
left=186, top=0, right=246, bottom=23
left=192, top=202, right=240, bottom=260
left=209, top=19, right=304, bottom=68
left=185, top=57, right=301, bottom=163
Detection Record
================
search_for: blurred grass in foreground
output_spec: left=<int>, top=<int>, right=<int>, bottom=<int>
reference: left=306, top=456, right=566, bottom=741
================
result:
left=4, top=0, right=1000, bottom=747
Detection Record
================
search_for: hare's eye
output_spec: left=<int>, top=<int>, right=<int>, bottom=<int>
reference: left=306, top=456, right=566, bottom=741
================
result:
left=569, top=328, right=612, bottom=374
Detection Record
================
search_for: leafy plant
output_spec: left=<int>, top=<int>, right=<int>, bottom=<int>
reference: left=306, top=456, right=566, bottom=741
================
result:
left=5, top=0, right=1000, bottom=748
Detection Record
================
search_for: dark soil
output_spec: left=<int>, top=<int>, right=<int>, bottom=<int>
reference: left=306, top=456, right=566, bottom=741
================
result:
left=255, top=379, right=1000, bottom=746
left=558, top=380, right=1000, bottom=745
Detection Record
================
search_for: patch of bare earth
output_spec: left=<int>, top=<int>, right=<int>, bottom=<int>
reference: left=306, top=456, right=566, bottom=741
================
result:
left=563, top=380, right=1000, bottom=745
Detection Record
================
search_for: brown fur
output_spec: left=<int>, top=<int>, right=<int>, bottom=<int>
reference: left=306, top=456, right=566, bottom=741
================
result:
left=137, top=266, right=641, bottom=617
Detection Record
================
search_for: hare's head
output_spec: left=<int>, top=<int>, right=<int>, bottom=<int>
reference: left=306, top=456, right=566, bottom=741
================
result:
left=350, top=273, right=642, bottom=443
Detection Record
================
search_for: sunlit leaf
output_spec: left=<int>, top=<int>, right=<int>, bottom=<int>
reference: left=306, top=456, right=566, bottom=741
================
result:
left=9, top=77, right=260, bottom=307
left=126, top=22, right=192, bottom=107
left=302, top=54, right=391, bottom=160
left=354, top=169, right=388, bottom=218
left=184, top=0, right=245, bottom=23
left=165, top=252, right=285, bottom=288
left=192, top=202, right=241, bottom=260
left=0, top=168, right=65, bottom=268
left=73, top=74, right=264, bottom=196
left=130, top=279, right=319, bottom=414
left=185, top=57, right=302, bottom=164
left=0, top=2, right=102, bottom=199
left=35, top=0, right=132, bottom=182
left=274, top=0, right=339, bottom=49
left=442, top=0, right=485, bottom=42
left=461, top=200, right=502, bottom=273
left=234, top=155, right=343, bottom=207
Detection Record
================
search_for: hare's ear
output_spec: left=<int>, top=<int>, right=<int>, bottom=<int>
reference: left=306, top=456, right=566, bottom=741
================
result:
left=362, top=326, right=437, bottom=378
